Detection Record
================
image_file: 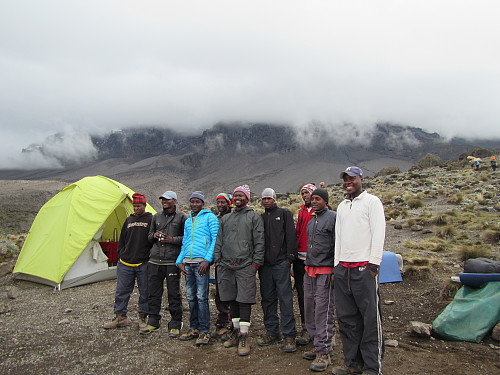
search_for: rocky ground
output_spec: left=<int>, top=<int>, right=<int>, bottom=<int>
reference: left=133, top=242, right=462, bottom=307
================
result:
left=0, top=161, right=499, bottom=374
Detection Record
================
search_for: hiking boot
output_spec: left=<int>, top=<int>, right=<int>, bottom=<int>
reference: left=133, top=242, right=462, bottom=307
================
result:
left=309, top=353, right=331, bottom=372
left=103, top=313, right=129, bottom=329
left=296, top=329, right=311, bottom=346
left=195, top=332, right=211, bottom=346
left=220, top=328, right=233, bottom=341
left=139, top=324, right=159, bottom=335
left=257, top=334, right=280, bottom=346
left=179, top=329, right=199, bottom=341
left=138, top=313, right=147, bottom=330
left=283, top=337, right=297, bottom=353
left=237, top=333, right=250, bottom=356
left=332, top=364, right=363, bottom=375
left=224, top=329, right=239, bottom=348
left=211, top=324, right=230, bottom=339
left=169, top=328, right=180, bottom=338
left=302, top=347, right=317, bottom=360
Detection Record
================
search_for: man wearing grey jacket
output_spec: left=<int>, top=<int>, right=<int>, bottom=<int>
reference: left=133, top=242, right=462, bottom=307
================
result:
left=302, top=188, right=337, bottom=372
left=213, top=184, right=265, bottom=356
left=140, top=191, right=187, bottom=337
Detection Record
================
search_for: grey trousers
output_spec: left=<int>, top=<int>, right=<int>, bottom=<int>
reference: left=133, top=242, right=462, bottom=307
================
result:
left=334, top=264, right=384, bottom=375
left=304, top=272, right=335, bottom=354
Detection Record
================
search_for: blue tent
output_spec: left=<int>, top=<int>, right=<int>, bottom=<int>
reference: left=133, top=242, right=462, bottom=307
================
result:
left=379, top=251, right=403, bottom=283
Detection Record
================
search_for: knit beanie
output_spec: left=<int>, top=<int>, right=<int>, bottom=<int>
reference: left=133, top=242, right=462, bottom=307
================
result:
left=132, top=193, right=146, bottom=205
left=311, top=188, right=328, bottom=204
left=189, top=191, right=205, bottom=203
left=301, top=183, right=316, bottom=194
left=233, top=185, right=251, bottom=200
left=261, top=188, right=276, bottom=200
left=216, top=193, right=234, bottom=207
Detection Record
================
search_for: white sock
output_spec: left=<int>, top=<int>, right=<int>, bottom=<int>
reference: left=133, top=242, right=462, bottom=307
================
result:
left=239, top=321, right=250, bottom=334
left=232, top=318, right=240, bottom=330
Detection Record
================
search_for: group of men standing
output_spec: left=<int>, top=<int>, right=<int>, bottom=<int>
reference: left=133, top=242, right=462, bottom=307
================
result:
left=103, top=166, right=386, bottom=375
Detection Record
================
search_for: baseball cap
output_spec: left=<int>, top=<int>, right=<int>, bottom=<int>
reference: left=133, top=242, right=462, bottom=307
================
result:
left=340, top=166, right=363, bottom=179
left=159, top=191, right=177, bottom=200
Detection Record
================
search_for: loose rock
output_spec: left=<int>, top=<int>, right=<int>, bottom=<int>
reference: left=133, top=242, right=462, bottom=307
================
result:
left=409, top=321, right=432, bottom=337
left=492, top=322, right=500, bottom=341
left=7, top=287, right=18, bottom=299
left=386, top=339, right=399, bottom=347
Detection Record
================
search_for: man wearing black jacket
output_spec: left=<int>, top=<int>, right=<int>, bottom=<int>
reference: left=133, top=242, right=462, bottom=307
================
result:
left=103, top=193, right=153, bottom=330
left=140, top=191, right=187, bottom=337
left=257, top=188, right=298, bottom=353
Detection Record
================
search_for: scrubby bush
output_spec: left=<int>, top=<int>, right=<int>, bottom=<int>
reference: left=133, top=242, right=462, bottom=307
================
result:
left=406, top=197, right=424, bottom=209
left=416, top=154, right=444, bottom=168
left=458, top=244, right=492, bottom=261
left=448, top=193, right=463, bottom=204
left=375, top=166, right=401, bottom=177
left=403, top=237, right=449, bottom=252
left=435, top=225, right=457, bottom=239
left=480, top=228, right=500, bottom=244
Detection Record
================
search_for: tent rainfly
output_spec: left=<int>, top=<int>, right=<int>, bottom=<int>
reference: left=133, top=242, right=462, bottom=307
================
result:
left=13, top=176, right=156, bottom=289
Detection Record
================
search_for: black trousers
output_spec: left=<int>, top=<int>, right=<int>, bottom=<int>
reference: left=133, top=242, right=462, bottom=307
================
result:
left=147, top=263, right=182, bottom=330
left=293, top=259, right=306, bottom=325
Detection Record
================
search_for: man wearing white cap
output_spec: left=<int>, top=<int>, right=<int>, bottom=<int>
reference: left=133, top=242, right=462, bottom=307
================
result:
left=140, top=191, right=188, bottom=337
left=332, top=166, right=386, bottom=375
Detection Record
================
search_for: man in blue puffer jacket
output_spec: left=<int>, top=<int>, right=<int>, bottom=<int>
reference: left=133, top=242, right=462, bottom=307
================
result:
left=176, top=191, right=219, bottom=345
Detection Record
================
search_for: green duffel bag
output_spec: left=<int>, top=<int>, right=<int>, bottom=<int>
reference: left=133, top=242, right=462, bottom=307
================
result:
left=432, top=282, right=500, bottom=343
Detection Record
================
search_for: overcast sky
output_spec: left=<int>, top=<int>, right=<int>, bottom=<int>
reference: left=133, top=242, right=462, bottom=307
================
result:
left=0, top=1, right=499, bottom=168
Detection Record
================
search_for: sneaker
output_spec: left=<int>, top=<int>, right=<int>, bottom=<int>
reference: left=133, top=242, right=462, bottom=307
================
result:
left=169, top=328, right=180, bottom=338
left=179, top=329, right=199, bottom=341
left=296, top=329, right=311, bottom=346
left=332, top=364, right=363, bottom=375
left=283, top=337, right=297, bottom=353
left=223, top=329, right=239, bottom=348
left=257, top=334, right=280, bottom=346
left=309, top=353, right=331, bottom=372
left=211, top=324, right=230, bottom=339
left=195, top=332, right=210, bottom=346
left=103, top=313, right=129, bottom=329
left=302, top=348, right=317, bottom=360
left=138, top=313, right=147, bottom=330
left=237, top=333, right=250, bottom=356
left=139, top=324, right=159, bottom=335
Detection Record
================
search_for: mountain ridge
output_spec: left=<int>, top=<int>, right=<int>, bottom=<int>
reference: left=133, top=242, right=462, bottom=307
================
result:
left=2, top=122, right=499, bottom=202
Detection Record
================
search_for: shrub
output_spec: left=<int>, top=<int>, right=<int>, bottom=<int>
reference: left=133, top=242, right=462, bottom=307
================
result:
left=416, top=154, right=444, bottom=168
left=375, top=166, right=401, bottom=177
left=404, top=218, right=417, bottom=228
left=480, top=229, right=500, bottom=244
left=435, top=225, right=457, bottom=239
left=403, top=237, right=449, bottom=252
left=431, top=213, right=450, bottom=226
left=448, top=193, right=463, bottom=204
left=457, top=244, right=492, bottom=261
left=406, top=197, right=424, bottom=209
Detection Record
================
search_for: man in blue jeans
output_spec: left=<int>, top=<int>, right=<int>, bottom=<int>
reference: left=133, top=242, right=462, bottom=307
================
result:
left=103, top=193, right=153, bottom=330
left=177, top=191, right=219, bottom=345
left=257, top=188, right=298, bottom=353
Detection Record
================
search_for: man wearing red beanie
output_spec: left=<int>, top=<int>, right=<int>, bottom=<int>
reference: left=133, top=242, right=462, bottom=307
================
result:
left=103, top=193, right=153, bottom=330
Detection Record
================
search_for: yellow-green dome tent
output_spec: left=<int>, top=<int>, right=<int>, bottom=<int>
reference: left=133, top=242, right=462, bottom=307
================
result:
left=14, top=176, right=156, bottom=289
